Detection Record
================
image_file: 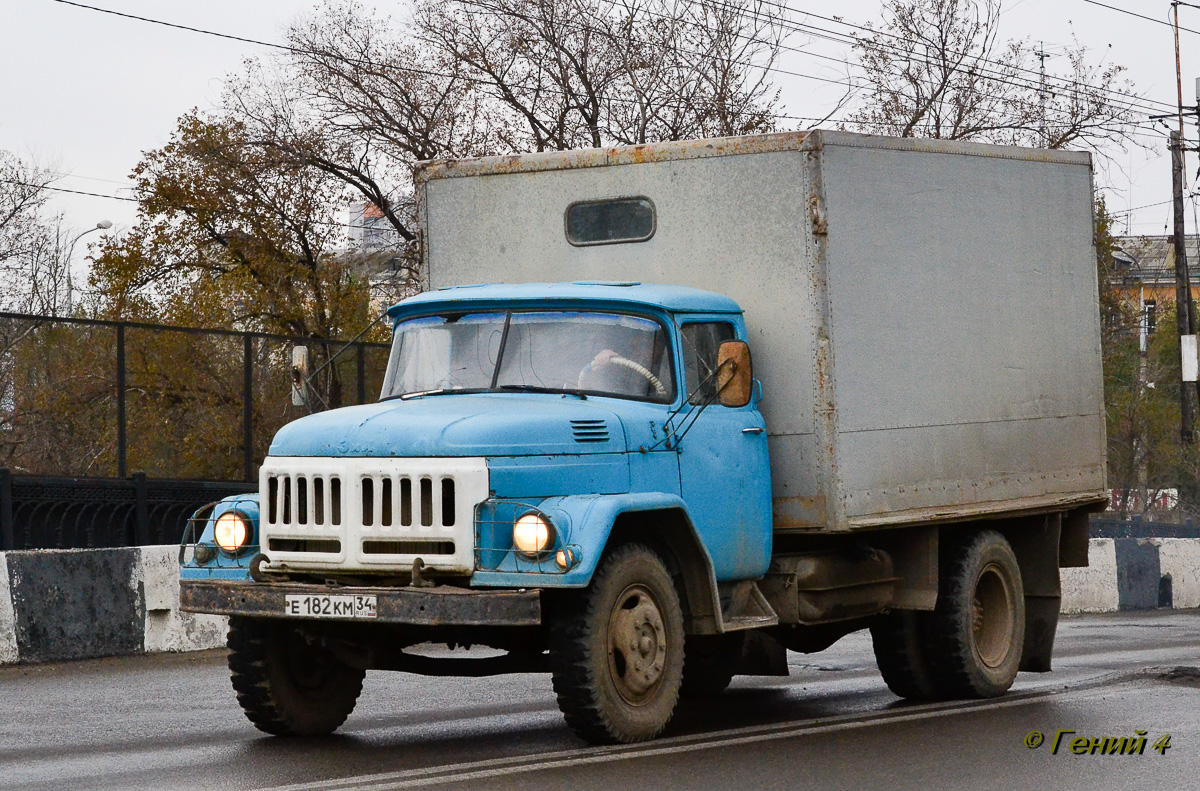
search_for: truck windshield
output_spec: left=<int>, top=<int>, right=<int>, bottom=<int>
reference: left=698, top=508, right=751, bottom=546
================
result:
left=381, top=310, right=676, bottom=403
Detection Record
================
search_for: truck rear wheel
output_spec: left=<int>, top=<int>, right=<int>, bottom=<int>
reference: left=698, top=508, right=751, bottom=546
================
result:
left=929, top=530, right=1025, bottom=698
left=549, top=543, right=685, bottom=744
left=870, top=610, right=941, bottom=700
left=227, top=616, right=365, bottom=736
left=681, top=633, right=744, bottom=697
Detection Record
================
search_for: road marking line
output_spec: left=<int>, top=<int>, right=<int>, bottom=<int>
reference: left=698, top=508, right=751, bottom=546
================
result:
left=257, top=670, right=1149, bottom=791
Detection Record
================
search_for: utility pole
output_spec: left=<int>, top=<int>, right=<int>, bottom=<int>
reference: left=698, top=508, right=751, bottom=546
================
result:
left=1172, top=3, right=1197, bottom=442
left=1171, top=129, right=1195, bottom=442
left=1034, top=42, right=1051, bottom=147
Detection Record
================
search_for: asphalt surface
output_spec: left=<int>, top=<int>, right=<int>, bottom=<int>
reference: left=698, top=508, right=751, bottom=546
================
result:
left=1, top=610, right=1197, bottom=791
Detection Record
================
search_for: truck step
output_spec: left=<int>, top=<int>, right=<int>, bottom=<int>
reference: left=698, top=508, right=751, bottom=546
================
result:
left=719, top=580, right=779, bottom=632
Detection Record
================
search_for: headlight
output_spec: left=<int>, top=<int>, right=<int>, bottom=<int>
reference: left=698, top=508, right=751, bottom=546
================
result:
left=513, top=513, right=554, bottom=555
left=214, top=511, right=251, bottom=553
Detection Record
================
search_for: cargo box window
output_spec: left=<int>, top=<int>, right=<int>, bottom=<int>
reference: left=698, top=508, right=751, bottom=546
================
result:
left=565, top=197, right=656, bottom=246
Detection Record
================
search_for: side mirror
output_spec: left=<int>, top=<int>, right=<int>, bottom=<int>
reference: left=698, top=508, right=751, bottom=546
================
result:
left=716, top=340, right=753, bottom=408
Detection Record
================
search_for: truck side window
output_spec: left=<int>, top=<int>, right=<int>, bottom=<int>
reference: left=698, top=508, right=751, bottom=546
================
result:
left=681, top=322, right=735, bottom=405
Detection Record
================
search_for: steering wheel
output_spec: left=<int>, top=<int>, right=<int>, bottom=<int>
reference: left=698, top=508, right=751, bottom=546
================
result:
left=578, top=353, right=668, bottom=397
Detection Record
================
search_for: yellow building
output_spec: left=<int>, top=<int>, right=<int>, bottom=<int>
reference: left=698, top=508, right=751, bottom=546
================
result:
left=1114, top=235, right=1200, bottom=347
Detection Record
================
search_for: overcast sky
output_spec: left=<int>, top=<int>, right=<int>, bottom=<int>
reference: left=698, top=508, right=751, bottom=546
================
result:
left=2, top=0, right=1197, bottom=266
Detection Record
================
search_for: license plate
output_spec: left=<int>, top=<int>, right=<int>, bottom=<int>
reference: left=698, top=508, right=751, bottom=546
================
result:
left=284, top=594, right=377, bottom=619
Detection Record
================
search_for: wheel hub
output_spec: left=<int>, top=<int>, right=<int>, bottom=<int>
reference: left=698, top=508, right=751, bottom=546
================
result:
left=608, top=584, right=668, bottom=704
left=972, top=562, right=1015, bottom=669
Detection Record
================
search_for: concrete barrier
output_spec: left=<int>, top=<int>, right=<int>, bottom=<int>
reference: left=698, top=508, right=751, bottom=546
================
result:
left=137, top=546, right=228, bottom=654
left=1061, top=538, right=1119, bottom=613
left=0, top=546, right=225, bottom=665
left=0, top=554, right=17, bottom=664
left=0, top=538, right=1196, bottom=665
left=1156, top=538, right=1200, bottom=609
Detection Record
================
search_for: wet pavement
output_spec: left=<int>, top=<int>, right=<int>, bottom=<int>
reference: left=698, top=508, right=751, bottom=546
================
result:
left=1, top=610, right=1197, bottom=790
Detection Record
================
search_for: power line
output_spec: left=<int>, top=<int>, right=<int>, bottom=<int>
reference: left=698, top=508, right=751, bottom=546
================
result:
left=1111, top=199, right=1175, bottom=215
left=1080, top=0, right=1200, bottom=37
left=4, top=180, right=137, bottom=202
left=49, top=0, right=815, bottom=129
left=54, top=0, right=1167, bottom=137
left=776, top=3, right=1175, bottom=118
left=0, top=179, right=406, bottom=234
left=787, top=2, right=1179, bottom=114
left=582, top=0, right=1167, bottom=124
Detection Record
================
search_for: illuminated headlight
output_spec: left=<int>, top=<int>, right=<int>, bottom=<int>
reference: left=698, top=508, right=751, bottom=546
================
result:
left=513, top=513, right=555, bottom=556
left=214, top=511, right=252, bottom=553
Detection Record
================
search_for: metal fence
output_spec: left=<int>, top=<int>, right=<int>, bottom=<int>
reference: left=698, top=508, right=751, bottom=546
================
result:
left=1089, top=518, right=1200, bottom=539
left=0, top=312, right=391, bottom=550
left=0, top=470, right=255, bottom=550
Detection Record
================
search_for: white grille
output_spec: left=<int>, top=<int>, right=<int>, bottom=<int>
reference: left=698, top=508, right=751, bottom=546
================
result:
left=259, top=457, right=488, bottom=573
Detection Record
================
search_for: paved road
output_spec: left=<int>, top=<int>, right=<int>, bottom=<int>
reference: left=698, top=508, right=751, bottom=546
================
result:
left=1, top=611, right=1197, bottom=791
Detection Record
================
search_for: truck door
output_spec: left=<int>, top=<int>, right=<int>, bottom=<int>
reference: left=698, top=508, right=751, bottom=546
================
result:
left=675, top=318, right=772, bottom=581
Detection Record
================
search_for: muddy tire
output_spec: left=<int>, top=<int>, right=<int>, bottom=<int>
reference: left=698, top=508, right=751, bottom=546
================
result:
left=227, top=616, right=365, bottom=736
left=870, top=609, right=942, bottom=700
left=929, top=530, right=1025, bottom=698
left=549, top=543, right=685, bottom=744
left=681, top=633, right=744, bottom=698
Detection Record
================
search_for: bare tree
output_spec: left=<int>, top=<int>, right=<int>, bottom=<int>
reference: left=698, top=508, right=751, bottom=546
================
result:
left=0, top=151, right=80, bottom=315
left=226, top=0, right=788, bottom=247
left=845, top=0, right=1144, bottom=152
left=422, top=0, right=785, bottom=149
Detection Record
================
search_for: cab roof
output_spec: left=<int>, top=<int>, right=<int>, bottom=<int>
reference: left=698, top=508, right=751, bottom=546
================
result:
left=386, top=281, right=743, bottom=319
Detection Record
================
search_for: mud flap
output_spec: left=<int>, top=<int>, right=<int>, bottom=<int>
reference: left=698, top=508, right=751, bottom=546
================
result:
left=1020, top=596, right=1060, bottom=673
left=1003, top=515, right=1063, bottom=673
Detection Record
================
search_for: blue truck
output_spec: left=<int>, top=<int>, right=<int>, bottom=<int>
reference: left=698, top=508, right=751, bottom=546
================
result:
left=180, top=131, right=1108, bottom=744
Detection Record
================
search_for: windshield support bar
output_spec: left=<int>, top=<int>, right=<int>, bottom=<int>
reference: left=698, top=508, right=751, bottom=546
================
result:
left=488, top=311, right=514, bottom=390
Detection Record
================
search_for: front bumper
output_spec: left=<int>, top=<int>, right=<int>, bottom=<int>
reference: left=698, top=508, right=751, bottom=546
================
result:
left=180, top=579, right=541, bottom=626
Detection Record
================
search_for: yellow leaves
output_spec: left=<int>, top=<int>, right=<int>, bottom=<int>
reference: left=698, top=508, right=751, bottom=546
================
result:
left=93, top=113, right=375, bottom=340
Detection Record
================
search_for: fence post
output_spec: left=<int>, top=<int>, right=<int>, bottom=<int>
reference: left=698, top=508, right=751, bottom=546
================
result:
left=133, top=471, right=149, bottom=545
left=117, top=322, right=127, bottom=479
left=0, top=468, right=12, bottom=551
left=357, top=343, right=366, bottom=405
left=243, top=333, right=254, bottom=483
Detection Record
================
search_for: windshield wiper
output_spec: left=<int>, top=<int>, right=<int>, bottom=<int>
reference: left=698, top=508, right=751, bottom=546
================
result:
left=498, top=384, right=588, bottom=399
left=392, top=387, right=489, bottom=401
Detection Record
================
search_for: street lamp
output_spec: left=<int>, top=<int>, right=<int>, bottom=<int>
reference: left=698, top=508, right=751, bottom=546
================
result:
left=64, top=220, right=113, bottom=312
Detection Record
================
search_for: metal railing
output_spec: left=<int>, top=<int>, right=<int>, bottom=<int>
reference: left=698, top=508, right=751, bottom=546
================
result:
left=0, top=312, right=392, bottom=549
left=0, top=469, right=256, bottom=550
left=0, top=311, right=390, bottom=483
left=1090, top=517, right=1200, bottom=539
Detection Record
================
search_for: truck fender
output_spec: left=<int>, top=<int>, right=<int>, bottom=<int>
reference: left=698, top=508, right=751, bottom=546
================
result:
left=536, top=492, right=723, bottom=634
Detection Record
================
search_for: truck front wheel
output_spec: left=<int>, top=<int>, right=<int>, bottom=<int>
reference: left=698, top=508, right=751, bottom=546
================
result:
left=549, top=543, right=685, bottom=744
left=227, top=616, right=365, bottom=736
left=930, top=530, right=1025, bottom=698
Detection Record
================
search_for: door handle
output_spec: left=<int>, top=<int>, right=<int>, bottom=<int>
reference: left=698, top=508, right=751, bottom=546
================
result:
left=742, top=427, right=765, bottom=435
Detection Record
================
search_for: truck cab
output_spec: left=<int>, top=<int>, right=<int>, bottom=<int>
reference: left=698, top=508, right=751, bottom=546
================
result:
left=258, top=282, right=771, bottom=589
